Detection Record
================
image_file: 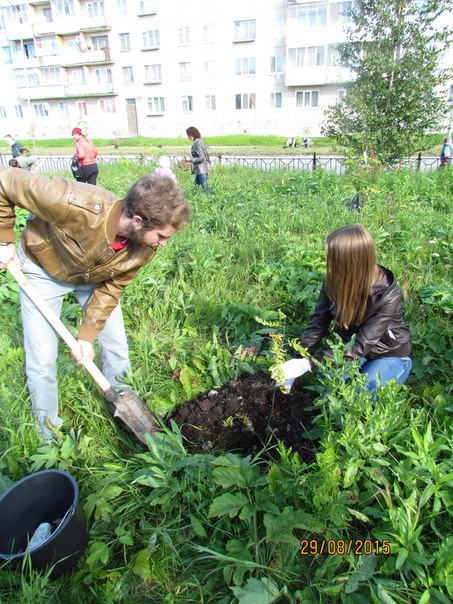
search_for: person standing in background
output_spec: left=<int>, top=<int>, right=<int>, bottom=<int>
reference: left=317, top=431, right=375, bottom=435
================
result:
left=185, top=126, right=211, bottom=192
left=439, top=134, right=452, bottom=167
left=4, top=134, right=26, bottom=158
left=71, top=127, right=99, bottom=185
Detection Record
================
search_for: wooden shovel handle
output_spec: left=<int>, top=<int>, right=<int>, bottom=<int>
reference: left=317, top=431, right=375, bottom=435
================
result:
left=7, top=260, right=112, bottom=393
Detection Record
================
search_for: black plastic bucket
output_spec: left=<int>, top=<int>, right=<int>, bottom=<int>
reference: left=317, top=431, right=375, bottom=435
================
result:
left=0, top=469, right=88, bottom=578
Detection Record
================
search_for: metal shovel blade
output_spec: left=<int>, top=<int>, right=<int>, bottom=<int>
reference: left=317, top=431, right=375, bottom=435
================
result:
left=104, top=387, right=159, bottom=445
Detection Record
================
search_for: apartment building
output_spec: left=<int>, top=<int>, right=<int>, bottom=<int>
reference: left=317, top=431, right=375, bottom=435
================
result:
left=0, top=0, right=450, bottom=140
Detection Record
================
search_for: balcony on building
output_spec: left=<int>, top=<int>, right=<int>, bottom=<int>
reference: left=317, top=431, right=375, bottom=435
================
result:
left=17, top=82, right=115, bottom=100
left=60, top=48, right=114, bottom=67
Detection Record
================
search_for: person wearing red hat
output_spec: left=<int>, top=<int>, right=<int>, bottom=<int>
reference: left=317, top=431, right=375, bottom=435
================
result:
left=71, top=127, right=99, bottom=185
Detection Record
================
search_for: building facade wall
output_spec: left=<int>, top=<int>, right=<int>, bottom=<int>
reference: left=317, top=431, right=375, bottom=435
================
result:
left=0, top=0, right=451, bottom=140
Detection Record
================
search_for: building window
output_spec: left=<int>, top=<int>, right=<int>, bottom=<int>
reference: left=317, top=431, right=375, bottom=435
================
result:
left=271, top=55, right=284, bottom=74
left=182, top=96, right=193, bottom=111
left=0, top=106, right=6, bottom=119
left=235, top=57, right=256, bottom=75
left=88, top=2, right=104, bottom=17
left=23, top=42, right=36, bottom=59
left=296, top=90, right=319, bottom=108
left=123, top=66, right=134, bottom=83
left=78, top=101, right=88, bottom=115
left=205, top=95, right=216, bottom=111
left=272, top=16, right=285, bottom=37
left=117, top=0, right=127, bottom=14
left=337, top=88, right=346, bottom=101
left=142, top=30, right=160, bottom=49
left=2, top=46, right=12, bottom=63
left=100, top=98, right=116, bottom=113
left=119, top=33, right=131, bottom=52
left=178, top=26, right=190, bottom=45
left=144, top=63, right=162, bottom=82
left=15, top=105, right=23, bottom=118
left=148, top=96, right=165, bottom=113
left=203, top=60, right=215, bottom=78
left=71, top=68, right=86, bottom=85
left=290, top=3, right=327, bottom=28
left=235, top=93, right=255, bottom=109
left=202, top=23, right=215, bottom=43
left=289, top=46, right=325, bottom=68
left=270, top=92, right=282, bottom=108
left=42, top=66, right=60, bottom=84
left=179, top=62, right=191, bottom=81
left=234, top=19, right=256, bottom=42
left=91, top=35, right=109, bottom=50
left=36, top=36, right=58, bottom=56
left=33, top=103, right=49, bottom=117
left=58, top=102, right=69, bottom=116
left=53, top=0, right=75, bottom=18
left=95, top=67, right=112, bottom=85
left=43, top=8, right=53, bottom=22
left=139, top=0, right=158, bottom=13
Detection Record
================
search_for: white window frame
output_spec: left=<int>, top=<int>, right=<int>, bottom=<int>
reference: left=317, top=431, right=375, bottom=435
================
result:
left=202, top=23, right=215, bottom=43
left=235, top=57, right=256, bottom=76
left=78, top=101, right=88, bottom=115
left=0, top=106, right=6, bottom=119
left=142, top=30, right=160, bottom=49
left=119, top=33, right=131, bottom=52
left=182, top=95, right=193, bottom=112
left=179, top=62, right=191, bottom=81
left=234, top=19, right=256, bottom=42
left=147, top=96, right=165, bottom=114
left=270, top=92, right=282, bottom=108
left=205, top=95, right=216, bottom=111
left=87, top=1, right=104, bottom=18
left=100, top=98, right=116, bottom=113
left=144, top=63, right=162, bottom=82
left=122, top=66, right=134, bottom=84
left=33, top=103, right=49, bottom=117
left=235, top=93, right=256, bottom=109
left=296, top=90, right=319, bottom=108
left=178, top=26, right=190, bottom=45
left=58, top=101, right=69, bottom=116
left=271, top=55, right=284, bottom=74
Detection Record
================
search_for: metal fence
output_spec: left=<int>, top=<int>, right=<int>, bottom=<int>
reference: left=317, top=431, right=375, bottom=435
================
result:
left=0, top=152, right=442, bottom=174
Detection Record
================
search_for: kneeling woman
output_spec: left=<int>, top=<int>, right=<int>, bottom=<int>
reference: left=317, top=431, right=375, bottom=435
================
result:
left=277, top=224, right=412, bottom=392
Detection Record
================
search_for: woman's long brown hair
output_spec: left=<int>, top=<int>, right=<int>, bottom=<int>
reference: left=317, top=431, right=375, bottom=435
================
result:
left=325, top=224, right=376, bottom=329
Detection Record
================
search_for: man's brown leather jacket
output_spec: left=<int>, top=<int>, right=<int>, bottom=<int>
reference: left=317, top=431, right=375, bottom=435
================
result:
left=0, top=167, right=155, bottom=342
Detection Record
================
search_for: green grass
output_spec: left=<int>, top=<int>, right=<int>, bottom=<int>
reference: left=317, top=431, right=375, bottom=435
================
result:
left=0, top=162, right=451, bottom=603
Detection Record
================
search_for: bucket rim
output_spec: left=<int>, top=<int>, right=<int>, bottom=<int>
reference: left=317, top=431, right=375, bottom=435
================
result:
left=0, top=469, right=80, bottom=558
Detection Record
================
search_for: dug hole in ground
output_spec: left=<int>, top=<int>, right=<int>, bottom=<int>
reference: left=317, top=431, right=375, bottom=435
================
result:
left=168, top=372, right=317, bottom=461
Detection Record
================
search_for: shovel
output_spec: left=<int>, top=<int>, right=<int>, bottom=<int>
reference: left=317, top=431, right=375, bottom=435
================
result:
left=7, top=261, right=158, bottom=445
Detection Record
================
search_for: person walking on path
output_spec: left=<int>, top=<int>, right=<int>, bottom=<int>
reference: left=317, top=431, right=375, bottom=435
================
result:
left=186, top=126, right=211, bottom=192
left=71, top=127, right=99, bottom=185
left=0, top=167, right=190, bottom=441
left=273, top=224, right=412, bottom=394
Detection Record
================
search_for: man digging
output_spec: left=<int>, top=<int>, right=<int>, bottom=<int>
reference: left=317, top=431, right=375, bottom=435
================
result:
left=0, top=167, right=190, bottom=442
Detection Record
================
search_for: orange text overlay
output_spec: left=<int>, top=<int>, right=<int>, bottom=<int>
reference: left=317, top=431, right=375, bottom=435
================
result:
left=299, top=539, right=391, bottom=556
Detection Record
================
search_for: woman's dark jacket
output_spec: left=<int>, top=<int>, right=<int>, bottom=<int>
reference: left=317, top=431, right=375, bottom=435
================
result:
left=300, top=266, right=411, bottom=362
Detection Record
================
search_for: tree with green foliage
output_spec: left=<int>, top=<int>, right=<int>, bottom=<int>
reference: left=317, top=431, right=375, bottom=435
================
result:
left=322, top=0, right=452, bottom=164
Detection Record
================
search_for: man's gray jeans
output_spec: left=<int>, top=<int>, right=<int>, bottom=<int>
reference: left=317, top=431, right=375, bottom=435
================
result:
left=17, top=245, right=131, bottom=438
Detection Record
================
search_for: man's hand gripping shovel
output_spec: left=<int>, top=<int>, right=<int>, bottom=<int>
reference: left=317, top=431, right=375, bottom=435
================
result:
left=7, top=261, right=158, bottom=445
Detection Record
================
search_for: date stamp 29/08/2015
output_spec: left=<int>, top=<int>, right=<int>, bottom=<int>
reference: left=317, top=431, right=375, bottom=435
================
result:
left=299, top=539, right=391, bottom=556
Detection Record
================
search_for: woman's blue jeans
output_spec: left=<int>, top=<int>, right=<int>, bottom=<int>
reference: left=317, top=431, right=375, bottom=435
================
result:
left=360, top=356, right=412, bottom=392
left=17, top=245, right=131, bottom=439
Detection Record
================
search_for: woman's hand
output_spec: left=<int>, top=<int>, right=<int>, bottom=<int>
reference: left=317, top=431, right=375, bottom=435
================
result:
left=271, top=358, right=312, bottom=392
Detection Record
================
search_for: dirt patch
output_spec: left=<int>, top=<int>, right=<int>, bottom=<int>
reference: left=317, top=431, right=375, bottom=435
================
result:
left=168, top=372, right=318, bottom=460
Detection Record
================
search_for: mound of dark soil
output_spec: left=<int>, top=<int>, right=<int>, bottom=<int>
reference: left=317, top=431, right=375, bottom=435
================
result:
left=168, top=372, right=318, bottom=460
